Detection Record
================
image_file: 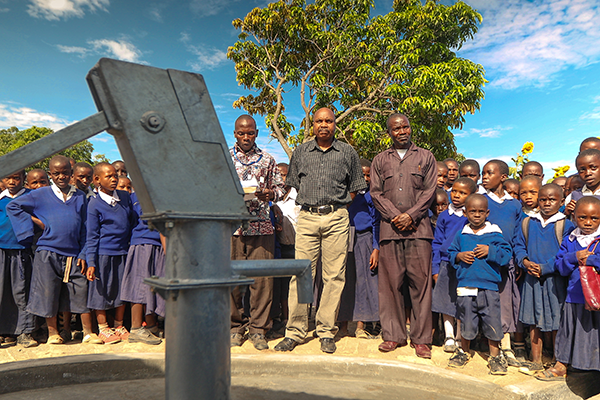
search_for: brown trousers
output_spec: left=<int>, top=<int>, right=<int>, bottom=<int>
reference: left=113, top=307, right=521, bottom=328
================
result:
left=378, top=239, right=432, bottom=344
left=230, top=235, right=274, bottom=335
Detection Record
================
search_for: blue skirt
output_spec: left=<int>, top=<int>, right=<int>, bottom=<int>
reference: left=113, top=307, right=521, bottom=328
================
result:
left=431, top=260, right=457, bottom=317
left=519, top=272, right=566, bottom=332
left=121, top=244, right=165, bottom=317
left=499, top=258, right=520, bottom=333
left=556, top=302, right=600, bottom=371
left=352, top=231, right=379, bottom=322
left=0, top=249, right=38, bottom=335
left=87, top=254, right=126, bottom=310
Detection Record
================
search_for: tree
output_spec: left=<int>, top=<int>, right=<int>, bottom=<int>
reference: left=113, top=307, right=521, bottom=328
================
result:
left=227, top=0, right=485, bottom=160
left=0, top=126, right=109, bottom=171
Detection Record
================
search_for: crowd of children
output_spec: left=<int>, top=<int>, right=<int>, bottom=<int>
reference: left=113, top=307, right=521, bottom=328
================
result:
left=2, top=136, right=599, bottom=383
left=0, top=157, right=164, bottom=348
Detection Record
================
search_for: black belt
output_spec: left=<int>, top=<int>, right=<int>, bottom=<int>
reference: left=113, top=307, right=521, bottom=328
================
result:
left=301, top=204, right=343, bottom=215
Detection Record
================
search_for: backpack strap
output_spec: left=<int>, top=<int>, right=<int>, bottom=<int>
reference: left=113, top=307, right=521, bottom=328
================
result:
left=521, top=216, right=531, bottom=247
left=554, top=218, right=566, bottom=245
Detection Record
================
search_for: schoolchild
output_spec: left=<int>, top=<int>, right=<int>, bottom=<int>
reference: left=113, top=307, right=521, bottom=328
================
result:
left=86, top=162, right=136, bottom=344
left=459, top=159, right=485, bottom=194
left=481, top=159, right=523, bottom=366
left=117, top=176, right=133, bottom=194
left=521, top=161, right=544, bottom=181
left=520, top=175, right=542, bottom=217
left=436, top=161, right=449, bottom=189
left=537, top=196, right=600, bottom=380
left=120, top=190, right=164, bottom=344
left=25, top=169, right=49, bottom=190
left=72, top=162, right=95, bottom=198
left=564, top=174, right=584, bottom=199
left=580, top=136, right=600, bottom=152
left=0, top=171, right=38, bottom=347
left=7, top=156, right=93, bottom=344
left=111, top=160, right=128, bottom=177
left=504, top=179, right=520, bottom=200
left=513, top=184, right=574, bottom=373
left=430, top=188, right=449, bottom=229
left=565, top=149, right=600, bottom=217
left=552, top=177, right=567, bottom=194
left=447, top=194, right=512, bottom=375
left=431, top=177, right=477, bottom=352
left=443, top=158, right=459, bottom=193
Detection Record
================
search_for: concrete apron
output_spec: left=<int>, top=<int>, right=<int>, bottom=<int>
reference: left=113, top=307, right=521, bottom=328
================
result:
left=0, top=353, right=590, bottom=400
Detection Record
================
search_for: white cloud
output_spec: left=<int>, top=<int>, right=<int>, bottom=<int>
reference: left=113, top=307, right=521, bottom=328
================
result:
left=146, top=2, right=167, bottom=23
left=57, top=38, right=143, bottom=62
left=461, top=0, right=600, bottom=89
left=581, top=106, right=600, bottom=120
left=27, top=0, right=109, bottom=21
left=0, top=103, right=74, bottom=131
left=189, top=0, right=241, bottom=18
left=0, top=7, right=9, bottom=12
left=180, top=32, right=229, bottom=71
left=455, top=126, right=513, bottom=138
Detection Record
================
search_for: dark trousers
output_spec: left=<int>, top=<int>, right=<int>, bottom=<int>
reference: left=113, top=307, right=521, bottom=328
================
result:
left=378, top=239, right=432, bottom=344
left=230, top=235, right=274, bottom=335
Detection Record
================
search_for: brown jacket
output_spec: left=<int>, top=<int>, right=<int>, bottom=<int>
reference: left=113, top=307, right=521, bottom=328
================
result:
left=371, top=143, right=437, bottom=241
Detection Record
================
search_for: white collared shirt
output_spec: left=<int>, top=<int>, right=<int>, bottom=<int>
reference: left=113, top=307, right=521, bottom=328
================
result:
left=530, top=211, right=565, bottom=228
left=477, top=185, right=486, bottom=194
left=448, top=203, right=465, bottom=217
left=523, top=207, right=539, bottom=217
left=568, top=226, right=600, bottom=248
left=98, top=190, right=120, bottom=206
left=486, top=189, right=513, bottom=204
left=462, top=221, right=503, bottom=236
left=51, top=183, right=77, bottom=203
left=0, top=188, right=26, bottom=200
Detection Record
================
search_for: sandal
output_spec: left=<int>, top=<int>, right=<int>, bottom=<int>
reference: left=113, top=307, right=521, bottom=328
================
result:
left=535, top=366, right=566, bottom=381
left=47, top=334, right=64, bottom=345
left=519, top=361, right=544, bottom=375
left=442, top=337, right=457, bottom=353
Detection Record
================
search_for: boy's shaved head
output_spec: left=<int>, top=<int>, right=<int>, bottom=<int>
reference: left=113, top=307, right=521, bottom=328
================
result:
left=465, top=193, right=488, bottom=209
left=486, top=159, right=509, bottom=176
left=437, top=161, right=448, bottom=171
left=576, top=148, right=600, bottom=164
left=49, top=155, right=72, bottom=171
left=454, top=177, right=477, bottom=194
left=539, top=183, right=563, bottom=199
left=74, top=161, right=93, bottom=172
left=93, top=162, right=113, bottom=175
left=575, top=195, right=600, bottom=212
left=360, top=159, right=372, bottom=168
left=521, top=175, right=542, bottom=187
left=580, top=137, right=600, bottom=152
left=459, top=159, right=480, bottom=174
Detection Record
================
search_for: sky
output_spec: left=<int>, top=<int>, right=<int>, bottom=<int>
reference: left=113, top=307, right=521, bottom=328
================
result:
left=1, top=0, right=600, bottom=181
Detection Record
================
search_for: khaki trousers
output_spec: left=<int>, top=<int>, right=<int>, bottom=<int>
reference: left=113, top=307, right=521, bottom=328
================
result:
left=286, top=207, right=349, bottom=341
left=230, top=235, right=274, bottom=335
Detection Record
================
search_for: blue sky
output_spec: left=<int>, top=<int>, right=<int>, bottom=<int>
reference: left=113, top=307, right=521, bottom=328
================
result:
left=1, top=0, right=600, bottom=180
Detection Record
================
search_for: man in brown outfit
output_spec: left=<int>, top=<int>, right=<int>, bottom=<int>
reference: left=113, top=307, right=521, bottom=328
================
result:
left=370, top=113, right=437, bottom=358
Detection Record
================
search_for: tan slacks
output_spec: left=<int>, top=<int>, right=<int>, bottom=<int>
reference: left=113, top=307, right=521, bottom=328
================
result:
left=286, top=207, right=349, bottom=341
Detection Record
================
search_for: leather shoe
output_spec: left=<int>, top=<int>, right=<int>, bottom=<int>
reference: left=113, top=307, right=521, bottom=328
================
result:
left=411, top=343, right=432, bottom=359
left=320, top=338, right=336, bottom=354
left=274, top=337, right=298, bottom=352
left=378, top=340, right=400, bottom=352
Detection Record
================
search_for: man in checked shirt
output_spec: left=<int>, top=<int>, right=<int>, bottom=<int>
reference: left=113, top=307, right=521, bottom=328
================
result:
left=274, top=107, right=367, bottom=354
left=230, top=115, right=285, bottom=350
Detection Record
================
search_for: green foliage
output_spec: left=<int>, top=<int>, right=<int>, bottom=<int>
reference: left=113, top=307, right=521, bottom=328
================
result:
left=0, top=126, right=108, bottom=172
left=228, top=0, right=486, bottom=160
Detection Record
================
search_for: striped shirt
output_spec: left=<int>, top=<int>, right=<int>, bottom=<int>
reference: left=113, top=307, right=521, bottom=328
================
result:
left=286, top=139, right=366, bottom=207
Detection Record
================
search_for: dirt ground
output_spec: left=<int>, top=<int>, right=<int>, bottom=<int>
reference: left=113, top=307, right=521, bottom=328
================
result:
left=0, top=323, right=546, bottom=389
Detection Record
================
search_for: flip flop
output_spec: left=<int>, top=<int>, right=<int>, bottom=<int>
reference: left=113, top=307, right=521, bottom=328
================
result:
left=47, top=334, right=64, bottom=345
left=535, top=367, right=566, bottom=381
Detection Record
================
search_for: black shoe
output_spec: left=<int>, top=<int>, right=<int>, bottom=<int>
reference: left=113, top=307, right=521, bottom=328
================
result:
left=502, top=349, right=522, bottom=367
left=274, top=337, right=298, bottom=352
left=248, top=333, right=269, bottom=350
left=489, top=355, right=508, bottom=375
left=514, top=344, right=528, bottom=362
left=17, top=333, right=38, bottom=348
left=320, top=338, right=336, bottom=354
left=448, top=348, right=470, bottom=368
left=231, top=333, right=245, bottom=347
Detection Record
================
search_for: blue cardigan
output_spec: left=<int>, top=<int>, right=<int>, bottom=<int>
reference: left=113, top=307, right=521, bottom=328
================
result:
left=129, top=192, right=161, bottom=247
left=431, top=210, right=467, bottom=275
left=7, top=186, right=87, bottom=259
left=484, top=194, right=522, bottom=247
left=555, top=235, right=600, bottom=304
left=0, top=189, right=31, bottom=250
left=348, top=191, right=381, bottom=250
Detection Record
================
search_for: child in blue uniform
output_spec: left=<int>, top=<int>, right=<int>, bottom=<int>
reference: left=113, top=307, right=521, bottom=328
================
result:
left=519, top=175, right=541, bottom=217
left=481, top=159, right=523, bottom=367
left=25, top=169, right=49, bottom=190
left=447, top=194, right=512, bottom=375
left=565, top=149, right=600, bottom=217
left=513, top=184, right=574, bottom=373
left=432, top=177, right=477, bottom=352
left=120, top=190, right=165, bottom=344
left=0, top=170, right=38, bottom=347
left=7, top=156, right=90, bottom=345
left=86, top=163, right=136, bottom=344
left=538, top=196, right=600, bottom=380
left=504, top=179, right=520, bottom=200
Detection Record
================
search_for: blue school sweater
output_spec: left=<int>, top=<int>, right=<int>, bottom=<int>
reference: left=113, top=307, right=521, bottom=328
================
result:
left=484, top=194, right=522, bottom=247
left=6, top=186, right=87, bottom=259
left=348, top=191, right=381, bottom=250
left=86, top=190, right=136, bottom=268
left=129, top=192, right=161, bottom=247
left=514, top=217, right=575, bottom=276
left=448, top=223, right=512, bottom=291
left=555, top=234, right=600, bottom=304
left=0, top=189, right=31, bottom=250
left=431, top=208, right=467, bottom=275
